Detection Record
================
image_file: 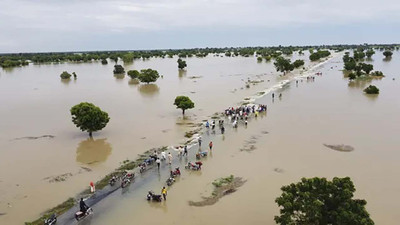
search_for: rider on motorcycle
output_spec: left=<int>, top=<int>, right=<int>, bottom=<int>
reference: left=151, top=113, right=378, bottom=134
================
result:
left=80, top=198, right=89, bottom=213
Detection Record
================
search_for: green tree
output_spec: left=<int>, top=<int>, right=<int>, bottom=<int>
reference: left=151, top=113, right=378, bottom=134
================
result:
left=275, top=177, right=374, bottom=225
left=72, top=72, right=77, bottom=79
left=101, top=59, right=108, bottom=65
left=138, top=68, right=160, bottom=83
left=366, top=49, right=375, bottom=58
left=177, top=58, right=187, bottom=70
left=383, top=50, right=393, bottom=58
left=257, top=56, right=263, bottom=62
left=127, top=70, right=140, bottom=79
left=60, top=71, right=72, bottom=79
left=70, top=102, right=110, bottom=137
left=292, top=59, right=305, bottom=68
left=274, top=57, right=294, bottom=74
left=113, top=65, right=125, bottom=74
left=360, top=63, right=373, bottom=74
left=364, top=85, right=379, bottom=94
left=174, top=96, right=195, bottom=115
left=348, top=72, right=357, bottom=80
left=344, top=58, right=356, bottom=71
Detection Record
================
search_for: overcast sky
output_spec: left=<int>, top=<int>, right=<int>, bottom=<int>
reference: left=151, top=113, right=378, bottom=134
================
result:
left=0, top=0, right=399, bottom=53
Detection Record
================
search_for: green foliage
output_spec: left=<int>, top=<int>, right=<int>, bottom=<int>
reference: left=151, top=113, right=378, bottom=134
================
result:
left=138, top=68, right=160, bottom=83
left=60, top=71, right=72, bottom=79
left=359, top=63, right=373, bottom=74
left=383, top=50, right=393, bottom=58
left=292, top=59, right=305, bottom=68
left=122, top=53, right=134, bottom=63
left=70, top=102, right=110, bottom=136
left=366, top=49, right=375, bottom=58
left=344, top=58, right=356, bottom=71
left=353, top=51, right=366, bottom=61
left=309, top=50, right=331, bottom=61
left=275, top=177, right=374, bottom=225
left=348, top=72, right=357, bottom=80
left=113, top=64, right=125, bottom=74
left=127, top=70, right=140, bottom=79
left=177, top=58, right=187, bottom=69
left=225, top=52, right=231, bottom=57
left=212, top=175, right=234, bottom=187
left=174, top=96, right=194, bottom=115
left=101, top=58, right=108, bottom=65
left=257, top=56, right=263, bottom=62
left=274, top=57, right=294, bottom=74
left=371, top=71, right=384, bottom=77
left=364, top=85, right=379, bottom=94
left=72, top=72, right=77, bottom=79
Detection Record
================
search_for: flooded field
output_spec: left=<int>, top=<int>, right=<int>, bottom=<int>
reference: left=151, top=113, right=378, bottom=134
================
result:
left=74, top=52, right=400, bottom=225
left=1, top=50, right=399, bottom=224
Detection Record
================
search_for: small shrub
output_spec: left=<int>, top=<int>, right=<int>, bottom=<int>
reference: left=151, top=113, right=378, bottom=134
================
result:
left=60, top=71, right=72, bottom=79
left=364, top=85, right=379, bottom=94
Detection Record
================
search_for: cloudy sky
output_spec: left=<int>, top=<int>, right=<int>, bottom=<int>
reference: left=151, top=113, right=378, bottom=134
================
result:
left=0, top=0, right=399, bottom=53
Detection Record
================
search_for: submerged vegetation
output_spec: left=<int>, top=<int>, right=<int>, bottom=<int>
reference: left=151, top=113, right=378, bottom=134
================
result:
left=1, top=44, right=398, bottom=68
left=60, top=71, right=72, bottom=79
left=364, top=85, right=380, bottom=94
left=275, top=177, right=374, bottom=225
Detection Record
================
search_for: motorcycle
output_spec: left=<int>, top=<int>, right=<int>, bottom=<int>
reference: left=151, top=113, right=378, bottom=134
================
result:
left=44, top=213, right=57, bottom=225
left=147, top=191, right=162, bottom=202
left=139, top=162, right=147, bottom=173
left=109, top=176, right=118, bottom=186
left=170, top=167, right=181, bottom=177
left=75, top=207, right=93, bottom=221
left=185, top=161, right=202, bottom=170
left=195, top=151, right=208, bottom=160
left=166, top=177, right=175, bottom=186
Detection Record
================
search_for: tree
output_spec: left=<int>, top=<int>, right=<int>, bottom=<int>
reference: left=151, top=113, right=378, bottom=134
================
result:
left=366, top=49, right=375, bottom=58
left=174, top=96, right=194, bottom=115
left=138, top=68, right=160, bottom=83
left=292, top=59, right=305, bottom=68
left=383, top=50, right=393, bottom=58
left=275, top=177, right=374, bottom=225
left=70, top=102, right=110, bottom=137
left=127, top=70, right=140, bottom=79
left=257, top=56, right=263, bottom=62
left=274, top=57, right=294, bottom=74
left=371, top=71, right=384, bottom=77
left=101, top=59, right=108, bottom=65
left=113, top=65, right=125, bottom=74
left=72, top=72, right=77, bottom=79
left=364, top=85, right=379, bottom=94
left=177, top=58, right=187, bottom=70
left=360, top=63, right=373, bottom=74
left=60, top=71, right=72, bottom=79
left=344, top=58, right=356, bottom=71
left=348, top=72, right=357, bottom=80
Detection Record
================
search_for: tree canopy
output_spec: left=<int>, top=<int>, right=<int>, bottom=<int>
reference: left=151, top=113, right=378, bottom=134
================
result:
left=366, top=49, right=375, bottom=58
left=127, top=70, right=140, bottom=79
left=101, top=59, right=108, bottom=65
left=383, top=50, right=393, bottom=58
left=113, top=64, right=125, bottom=74
left=174, top=96, right=195, bottom=115
left=292, top=59, right=305, bottom=68
left=138, top=68, right=160, bottom=83
left=60, top=71, right=72, bottom=79
left=309, top=50, right=331, bottom=61
left=70, top=102, right=110, bottom=137
left=274, top=57, right=294, bottom=74
left=177, top=58, right=187, bottom=70
left=275, top=177, right=374, bottom=225
left=364, top=85, right=379, bottom=94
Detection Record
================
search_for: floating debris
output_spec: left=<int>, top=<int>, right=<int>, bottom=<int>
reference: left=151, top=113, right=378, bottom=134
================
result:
left=323, top=144, right=354, bottom=152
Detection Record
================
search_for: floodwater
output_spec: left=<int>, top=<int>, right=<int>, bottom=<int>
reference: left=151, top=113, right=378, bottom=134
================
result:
left=1, top=51, right=399, bottom=225
left=0, top=52, right=315, bottom=224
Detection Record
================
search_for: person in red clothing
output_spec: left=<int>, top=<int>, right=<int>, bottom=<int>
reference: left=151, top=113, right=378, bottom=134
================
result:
left=209, top=141, right=213, bottom=151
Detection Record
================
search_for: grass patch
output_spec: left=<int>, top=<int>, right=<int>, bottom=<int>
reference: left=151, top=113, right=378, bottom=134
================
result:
left=212, top=175, right=234, bottom=188
left=25, top=198, right=75, bottom=225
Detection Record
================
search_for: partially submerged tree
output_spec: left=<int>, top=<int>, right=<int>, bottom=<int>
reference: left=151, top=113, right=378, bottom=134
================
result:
left=364, top=85, right=379, bottom=94
left=60, top=71, right=72, bottom=79
left=174, top=96, right=194, bottom=115
left=113, top=65, right=125, bottom=74
left=275, top=177, right=374, bottom=225
left=138, top=68, right=160, bottom=83
left=72, top=72, right=77, bottom=79
left=70, top=102, right=110, bottom=137
left=292, top=59, right=305, bottom=68
left=101, top=58, right=108, bottom=65
left=360, top=63, right=373, bottom=74
left=383, top=50, right=393, bottom=58
left=274, top=57, right=294, bottom=74
left=177, top=58, right=187, bottom=70
left=127, top=70, right=140, bottom=79
left=366, top=49, right=375, bottom=58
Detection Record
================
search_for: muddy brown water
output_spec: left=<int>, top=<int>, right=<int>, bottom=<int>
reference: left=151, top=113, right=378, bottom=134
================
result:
left=1, top=51, right=399, bottom=224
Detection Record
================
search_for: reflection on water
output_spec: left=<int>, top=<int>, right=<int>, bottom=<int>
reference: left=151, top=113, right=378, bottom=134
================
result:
left=61, top=79, right=71, bottom=85
left=114, top=73, right=125, bottom=80
left=138, top=84, right=159, bottom=97
left=365, top=93, right=379, bottom=101
left=76, top=138, right=112, bottom=164
left=383, top=57, right=392, bottom=62
left=178, top=70, right=186, bottom=79
left=348, top=79, right=372, bottom=89
left=128, top=78, right=140, bottom=86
